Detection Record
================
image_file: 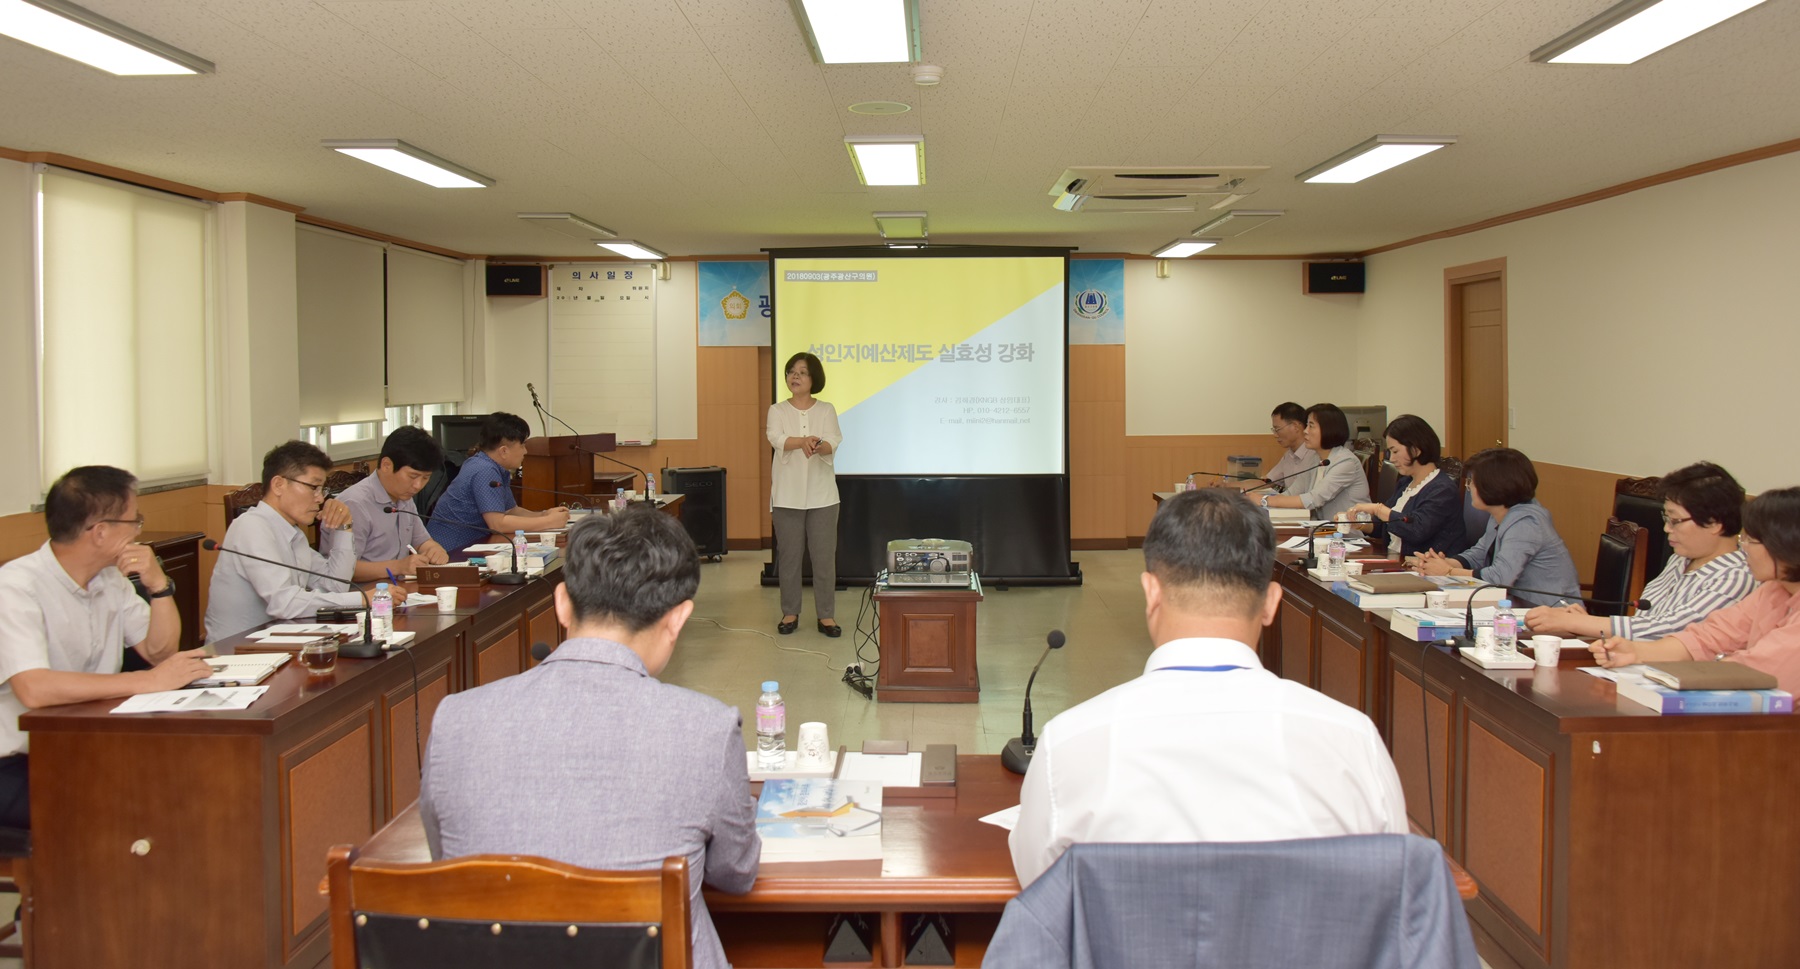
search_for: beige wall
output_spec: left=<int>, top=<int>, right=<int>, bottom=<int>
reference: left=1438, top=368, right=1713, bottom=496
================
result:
left=1359, top=150, right=1797, bottom=494
left=1126, top=257, right=1363, bottom=436
left=0, top=159, right=38, bottom=517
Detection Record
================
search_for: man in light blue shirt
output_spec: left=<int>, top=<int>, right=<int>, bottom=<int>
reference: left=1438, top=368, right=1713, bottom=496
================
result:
left=426, top=412, right=568, bottom=552
left=320, top=426, right=451, bottom=581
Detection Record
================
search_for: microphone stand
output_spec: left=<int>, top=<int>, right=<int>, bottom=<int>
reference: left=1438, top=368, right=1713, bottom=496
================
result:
left=203, top=540, right=385, bottom=659
left=534, top=392, right=648, bottom=495
left=1002, top=630, right=1067, bottom=775
left=489, top=478, right=588, bottom=509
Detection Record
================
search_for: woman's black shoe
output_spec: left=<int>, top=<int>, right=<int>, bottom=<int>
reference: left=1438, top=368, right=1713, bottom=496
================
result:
left=778, top=617, right=799, bottom=635
left=818, top=621, right=842, bottom=638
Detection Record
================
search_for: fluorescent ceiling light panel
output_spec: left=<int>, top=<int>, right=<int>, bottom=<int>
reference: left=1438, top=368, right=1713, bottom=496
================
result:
left=1532, top=0, right=1769, bottom=65
left=1298, top=135, right=1456, bottom=184
left=323, top=139, right=492, bottom=188
left=597, top=241, right=667, bottom=261
left=873, top=211, right=928, bottom=239
left=0, top=0, right=213, bottom=75
left=1152, top=239, right=1220, bottom=258
left=846, top=137, right=925, bottom=186
left=793, top=0, right=919, bottom=64
left=518, top=212, right=617, bottom=240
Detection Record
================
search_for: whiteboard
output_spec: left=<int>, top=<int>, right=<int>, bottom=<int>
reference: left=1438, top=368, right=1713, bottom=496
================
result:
left=547, top=264, right=657, bottom=444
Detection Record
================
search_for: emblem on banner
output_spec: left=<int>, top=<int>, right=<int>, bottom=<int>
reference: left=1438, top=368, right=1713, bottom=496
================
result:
left=1073, top=289, right=1108, bottom=319
left=722, top=289, right=751, bottom=320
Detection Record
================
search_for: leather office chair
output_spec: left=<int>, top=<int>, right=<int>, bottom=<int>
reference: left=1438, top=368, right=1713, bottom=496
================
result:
left=1582, top=518, right=1649, bottom=617
left=984, top=836, right=1479, bottom=969
left=413, top=451, right=465, bottom=519
left=1613, top=475, right=1670, bottom=574
left=1350, top=438, right=1383, bottom=499
left=0, top=826, right=31, bottom=966
left=327, top=847, right=691, bottom=969
left=222, top=482, right=264, bottom=525
left=1376, top=460, right=1399, bottom=506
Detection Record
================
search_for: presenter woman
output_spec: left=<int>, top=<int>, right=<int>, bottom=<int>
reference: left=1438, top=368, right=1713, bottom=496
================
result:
left=1349, top=415, right=1468, bottom=559
left=767, top=352, right=843, bottom=637
left=1259, top=403, right=1371, bottom=520
left=1591, top=487, right=1800, bottom=693
left=1417, top=447, right=1579, bottom=607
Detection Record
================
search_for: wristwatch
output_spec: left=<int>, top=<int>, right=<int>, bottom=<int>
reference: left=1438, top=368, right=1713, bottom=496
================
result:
left=1260, top=495, right=1271, bottom=508
left=147, top=577, right=177, bottom=599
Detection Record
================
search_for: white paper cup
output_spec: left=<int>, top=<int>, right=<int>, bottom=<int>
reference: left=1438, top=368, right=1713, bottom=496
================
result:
left=1344, top=560, right=1364, bottom=577
left=435, top=586, right=459, bottom=612
left=1424, top=590, right=1450, bottom=609
left=796, top=722, right=831, bottom=768
left=1313, top=538, right=1332, bottom=559
left=1532, top=636, right=1562, bottom=666
left=488, top=551, right=512, bottom=572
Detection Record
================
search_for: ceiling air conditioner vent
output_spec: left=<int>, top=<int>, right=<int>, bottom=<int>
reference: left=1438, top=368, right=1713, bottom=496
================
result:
left=1048, top=165, right=1267, bottom=214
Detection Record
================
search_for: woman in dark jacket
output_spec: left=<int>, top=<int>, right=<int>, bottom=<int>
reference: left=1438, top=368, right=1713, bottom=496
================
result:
left=1350, top=415, right=1470, bottom=559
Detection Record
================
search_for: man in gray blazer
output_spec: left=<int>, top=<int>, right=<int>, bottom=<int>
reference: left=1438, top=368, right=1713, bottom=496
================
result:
left=422, top=506, right=758, bottom=969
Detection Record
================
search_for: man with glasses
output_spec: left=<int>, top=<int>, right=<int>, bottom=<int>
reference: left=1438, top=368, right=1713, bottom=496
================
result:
left=206, top=440, right=365, bottom=640
left=0, top=466, right=213, bottom=828
left=1227, top=402, right=1316, bottom=495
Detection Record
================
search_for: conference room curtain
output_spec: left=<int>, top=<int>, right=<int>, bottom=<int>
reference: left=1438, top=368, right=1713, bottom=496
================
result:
left=38, top=168, right=210, bottom=490
left=295, top=225, right=386, bottom=427
left=385, top=247, right=468, bottom=407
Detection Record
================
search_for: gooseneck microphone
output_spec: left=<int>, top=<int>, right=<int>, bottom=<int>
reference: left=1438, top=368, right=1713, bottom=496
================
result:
left=202, top=539, right=385, bottom=659
left=1002, top=630, right=1067, bottom=775
left=530, top=641, right=553, bottom=663
left=383, top=505, right=494, bottom=537
left=1442, top=580, right=1652, bottom=651
left=528, top=383, right=648, bottom=491
left=488, top=478, right=590, bottom=509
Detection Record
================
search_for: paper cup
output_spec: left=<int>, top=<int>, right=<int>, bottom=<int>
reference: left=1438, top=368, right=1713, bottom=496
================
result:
left=1424, top=590, right=1450, bottom=609
left=1312, top=538, right=1332, bottom=559
left=796, top=722, right=831, bottom=769
left=436, top=586, right=459, bottom=612
left=1532, top=636, right=1562, bottom=666
left=1343, top=560, right=1364, bottom=577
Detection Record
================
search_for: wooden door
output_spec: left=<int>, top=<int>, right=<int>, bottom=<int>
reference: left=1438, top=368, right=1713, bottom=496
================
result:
left=1443, top=259, right=1507, bottom=458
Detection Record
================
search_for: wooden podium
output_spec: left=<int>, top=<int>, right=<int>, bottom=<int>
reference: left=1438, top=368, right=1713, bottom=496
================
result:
left=872, top=576, right=984, bottom=703
left=517, top=433, right=615, bottom=509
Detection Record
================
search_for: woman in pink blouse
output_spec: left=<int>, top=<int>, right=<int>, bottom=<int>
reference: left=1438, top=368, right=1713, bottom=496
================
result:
left=1591, top=487, right=1800, bottom=691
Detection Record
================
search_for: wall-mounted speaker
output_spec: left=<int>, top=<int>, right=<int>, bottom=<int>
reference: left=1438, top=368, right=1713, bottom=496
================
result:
left=486, top=264, right=545, bottom=297
left=1303, top=262, right=1365, bottom=294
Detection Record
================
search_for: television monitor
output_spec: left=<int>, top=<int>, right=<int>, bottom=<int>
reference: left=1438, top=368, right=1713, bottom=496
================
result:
left=433, top=414, right=486, bottom=455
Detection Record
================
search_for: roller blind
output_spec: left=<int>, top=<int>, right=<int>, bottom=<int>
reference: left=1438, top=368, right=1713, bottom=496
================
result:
left=295, top=225, right=386, bottom=426
left=386, top=247, right=468, bottom=406
left=38, top=168, right=209, bottom=488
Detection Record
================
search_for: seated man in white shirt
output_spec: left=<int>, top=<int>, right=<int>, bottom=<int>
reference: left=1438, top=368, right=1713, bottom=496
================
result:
left=1009, top=488, right=1407, bottom=888
left=0, top=466, right=213, bottom=827
left=205, top=440, right=366, bottom=640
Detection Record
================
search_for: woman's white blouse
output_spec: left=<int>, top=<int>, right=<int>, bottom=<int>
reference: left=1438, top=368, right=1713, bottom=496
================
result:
left=766, top=399, right=843, bottom=510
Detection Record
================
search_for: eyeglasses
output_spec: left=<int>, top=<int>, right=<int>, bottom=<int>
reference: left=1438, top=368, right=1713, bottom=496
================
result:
left=1661, top=513, right=1693, bottom=527
left=281, top=475, right=328, bottom=496
left=91, top=515, right=145, bottom=533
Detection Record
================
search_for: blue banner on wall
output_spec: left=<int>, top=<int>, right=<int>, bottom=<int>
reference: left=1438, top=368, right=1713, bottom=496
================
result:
left=1069, top=259, right=1124, bottom=344
left=698, top=260, right=772, bottom=346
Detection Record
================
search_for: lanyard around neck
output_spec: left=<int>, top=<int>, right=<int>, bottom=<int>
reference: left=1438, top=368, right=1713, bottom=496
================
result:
left=1158, top=664, right=1248, bottom=673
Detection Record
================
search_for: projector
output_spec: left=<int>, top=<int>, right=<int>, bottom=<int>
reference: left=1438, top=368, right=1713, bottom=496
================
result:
left=886, top=539, right=973, bottom=585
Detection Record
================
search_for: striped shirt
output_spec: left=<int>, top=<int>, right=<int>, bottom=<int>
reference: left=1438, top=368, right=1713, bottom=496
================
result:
left=1612, top=548, right=1754, bottom=640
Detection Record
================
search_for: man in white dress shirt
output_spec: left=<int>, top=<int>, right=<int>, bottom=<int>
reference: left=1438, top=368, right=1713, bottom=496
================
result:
left=205, top=440, right=366, bottom=640
left=1009, top=488, right=1407, bottom=888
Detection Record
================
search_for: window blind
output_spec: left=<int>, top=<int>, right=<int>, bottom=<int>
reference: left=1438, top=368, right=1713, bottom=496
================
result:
left=295, top=225, right=386, bottom=426
left=386, top=247, right=468, bottom=407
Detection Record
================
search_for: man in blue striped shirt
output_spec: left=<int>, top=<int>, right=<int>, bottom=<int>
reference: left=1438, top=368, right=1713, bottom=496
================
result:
left=426, top=413, right=569, bottom=552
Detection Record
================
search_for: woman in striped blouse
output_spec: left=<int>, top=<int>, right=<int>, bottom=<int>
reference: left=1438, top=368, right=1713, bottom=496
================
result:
left=1527, top=462, right=1754, bottom=640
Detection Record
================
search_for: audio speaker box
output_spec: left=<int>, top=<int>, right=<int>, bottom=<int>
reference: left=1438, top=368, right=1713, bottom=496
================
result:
left=486, top=264, right=544, bottom=296
left=1304, top=262, right=1365, bottom=294
left=662, top=466, right=727, bottom=558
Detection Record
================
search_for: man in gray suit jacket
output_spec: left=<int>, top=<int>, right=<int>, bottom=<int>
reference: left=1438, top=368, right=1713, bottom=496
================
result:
left=422, top=506, right=759, bottom=969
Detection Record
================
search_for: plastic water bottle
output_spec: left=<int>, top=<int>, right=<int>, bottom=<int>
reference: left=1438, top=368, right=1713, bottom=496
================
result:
left=512, top=529, right=528, bottom=571
left=646, top=473, right=658, bottom=501
left=1184, top=473, right=1195, bottom=491
left=370, top=582, right=393, bottom=643
left=615, top=487, right=626, bottom=511
left=1493, top=599, right=1519, bottom=660
left=1327, top=531, right=1347, bottom=577
left=756, top=681, right=786, bottom=770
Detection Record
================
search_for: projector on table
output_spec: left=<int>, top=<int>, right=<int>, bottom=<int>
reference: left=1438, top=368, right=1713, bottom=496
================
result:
left=885, top=539, right=973, bottom=585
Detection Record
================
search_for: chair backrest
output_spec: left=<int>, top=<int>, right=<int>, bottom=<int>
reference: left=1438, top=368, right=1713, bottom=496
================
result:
left=1437, top=456, right=1464, bottom=494
left=1349, top=437, right=1382, bottom=499
left=325, top=462, right=372, bottom=498
left=1613, top=475, right=1670, bottom=573
left=327, top=847, right=690, bottom=969
left=1461, top=487, right=1490, bottom=549
left=223, top=483, right=264, bottom=525
left=414, top=451, right=466, bottom=518
left=1589, top=518, right=1649, bottom=617
left=1376, top=460, right=1399, bottom=506
left=985, top=835, right=1479, bottom=969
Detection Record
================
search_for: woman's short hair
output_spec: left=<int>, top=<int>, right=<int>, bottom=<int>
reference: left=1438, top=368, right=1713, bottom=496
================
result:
left=1306, top=403, right=1350, bottom=450
left=1743, top=488, right=1800, bottom=582
left=1463, top=447, right=1538, bottom=507
left=1383, top=414, right=1441, bottom=466
left=784, top=352, right=825, bottom=394
left=1658, top=462, right=1745, bottom=536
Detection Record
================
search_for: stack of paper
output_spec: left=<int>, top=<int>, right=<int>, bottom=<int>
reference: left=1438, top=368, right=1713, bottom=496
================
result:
left=112, top=687, right=269, bottom=714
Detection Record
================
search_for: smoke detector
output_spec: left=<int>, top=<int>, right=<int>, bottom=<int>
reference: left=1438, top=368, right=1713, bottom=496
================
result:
left=912, top=64, right=942, bottom=86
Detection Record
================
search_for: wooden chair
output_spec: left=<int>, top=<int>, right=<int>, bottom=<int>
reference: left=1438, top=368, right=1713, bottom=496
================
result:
left=0, top=826, right=32, bottom=965
left=326, top=847, right=691, bottom=969
left=1613, top=475, right=1670, bottom=573
left=1582, top=518, right=1649, bottom=617
left=222, top=482, right=264, bottom=525
left=325, top=462, right=372, bottom=497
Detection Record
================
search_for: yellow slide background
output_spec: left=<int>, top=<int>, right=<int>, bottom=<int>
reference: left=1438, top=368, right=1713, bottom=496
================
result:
left=774, top=257, right=1062, bottom=413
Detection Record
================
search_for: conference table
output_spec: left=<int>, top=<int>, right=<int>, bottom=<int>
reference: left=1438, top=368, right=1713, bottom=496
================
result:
left=1264, top=538, right=1800, bottom=969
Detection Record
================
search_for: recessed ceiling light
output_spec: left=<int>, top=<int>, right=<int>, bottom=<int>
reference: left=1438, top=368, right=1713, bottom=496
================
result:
left=873, top=211, right=927, bottom=239
left=517, top=213, right=616, bottom=241
left=1152, top=239, right=1220, bottom=258
left=1297, top=135, right=1456, bottom=184
left=0, top=0, right=213, bottom=75
left=1531, top=0, right=1770, bottom=65
left=792, top=0, right=920, bottom=64
left=323, top=139, right=493, bottom=188
left=846, top=136, right=925, bottom=186
left=597, top=241, right=667, bottom=261
left=848, top=100, right=912, bottom=115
